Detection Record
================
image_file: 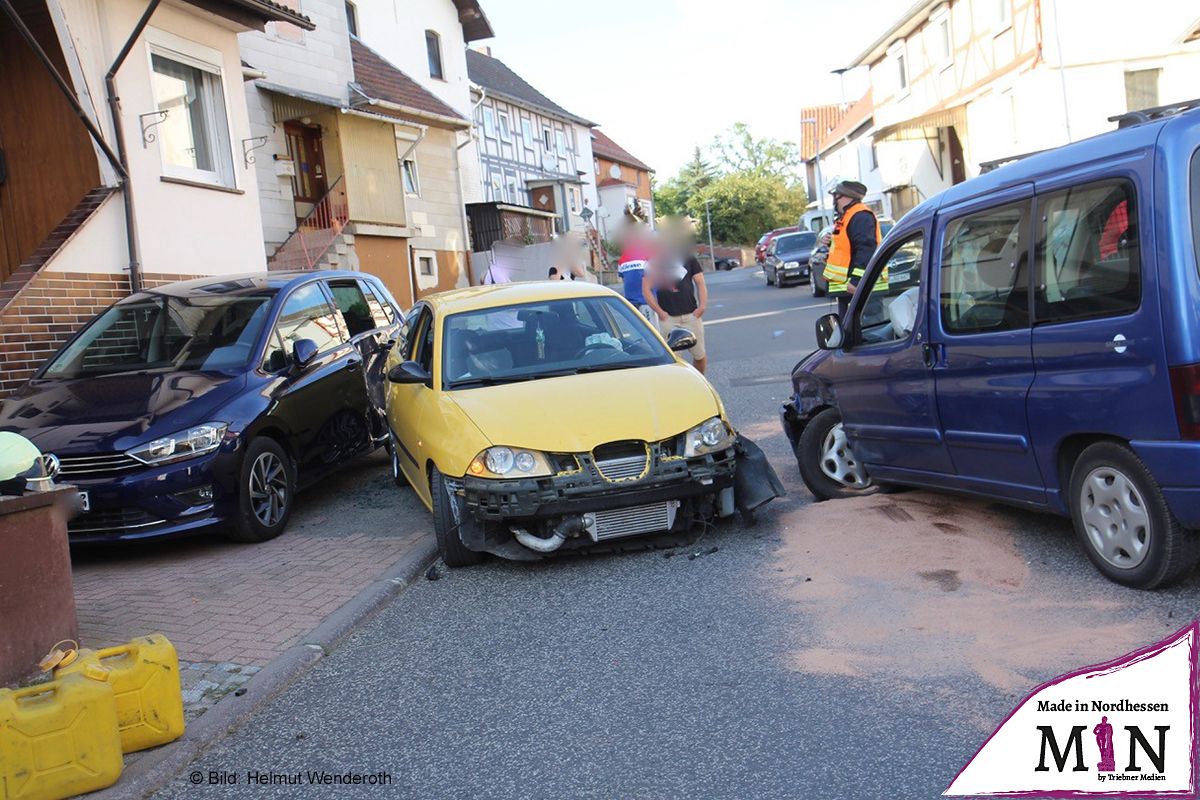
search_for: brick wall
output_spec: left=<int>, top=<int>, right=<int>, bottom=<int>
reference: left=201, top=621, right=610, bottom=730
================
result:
left=0, top=271, right=198, bottom=397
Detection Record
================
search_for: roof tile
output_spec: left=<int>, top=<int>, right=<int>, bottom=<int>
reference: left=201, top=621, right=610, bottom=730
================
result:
left=350, top=38, right=465, bottom=123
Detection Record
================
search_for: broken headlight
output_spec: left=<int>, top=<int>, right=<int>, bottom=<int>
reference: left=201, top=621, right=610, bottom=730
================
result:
left=683, top=417, right=735, bottom=457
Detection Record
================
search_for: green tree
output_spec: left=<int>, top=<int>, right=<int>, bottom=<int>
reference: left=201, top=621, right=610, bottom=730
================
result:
left=687, top=173, right=805, bottom=246
left=677, top=146, right=716, bottom=193
left=653, top=147, right=716, bottom=219
left=710, top=122, right=801, bottom=181
left=652, top=177, right=688, bottom=218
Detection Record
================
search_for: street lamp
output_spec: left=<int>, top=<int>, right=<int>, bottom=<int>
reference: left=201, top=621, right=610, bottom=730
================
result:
left=800, top=117, right=826, bottom=226
left=703, top=197, right=716, bottom=272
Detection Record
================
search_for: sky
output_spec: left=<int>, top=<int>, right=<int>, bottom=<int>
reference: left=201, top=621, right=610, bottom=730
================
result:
left=476, top=0, right=902, bottom=180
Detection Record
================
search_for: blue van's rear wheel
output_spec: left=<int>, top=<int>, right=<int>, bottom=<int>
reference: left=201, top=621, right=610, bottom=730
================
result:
left=1070, top=442, right=1200, bottom=589
left=796, top=408, right=874, bottom=501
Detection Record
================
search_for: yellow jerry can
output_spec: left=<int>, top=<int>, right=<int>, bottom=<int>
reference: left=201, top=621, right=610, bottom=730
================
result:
left=57, top=634, right=184, bottom=754
left=0, top=671, right=123, bottom=800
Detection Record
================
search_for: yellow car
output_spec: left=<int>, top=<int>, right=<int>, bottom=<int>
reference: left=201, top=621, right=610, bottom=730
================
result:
left=384, top=281, right=782, bottom=566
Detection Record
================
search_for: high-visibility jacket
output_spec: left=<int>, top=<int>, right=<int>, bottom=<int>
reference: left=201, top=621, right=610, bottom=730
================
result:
left=823, top=203, right=884, bottom=295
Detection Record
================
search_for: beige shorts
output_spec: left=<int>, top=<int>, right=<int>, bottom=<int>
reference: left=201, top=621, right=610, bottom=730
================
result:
left=659, top=313, right=706, bottom=360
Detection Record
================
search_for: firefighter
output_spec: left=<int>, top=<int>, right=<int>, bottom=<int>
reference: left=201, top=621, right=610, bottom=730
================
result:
left=821, top=180, right=881, bottom=317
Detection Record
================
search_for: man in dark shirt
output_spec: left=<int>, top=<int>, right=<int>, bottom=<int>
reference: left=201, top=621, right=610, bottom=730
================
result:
left=643, top=249, right=708, bottom=375
left=821, top=180, right=881, bottom=317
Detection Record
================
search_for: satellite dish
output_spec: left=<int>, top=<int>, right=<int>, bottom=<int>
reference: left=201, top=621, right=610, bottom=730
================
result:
left=608, top=164, right=622, bottom=180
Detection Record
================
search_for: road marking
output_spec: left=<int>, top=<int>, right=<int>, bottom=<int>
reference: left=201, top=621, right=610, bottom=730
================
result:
left=702, top=303, right=831, bottom=326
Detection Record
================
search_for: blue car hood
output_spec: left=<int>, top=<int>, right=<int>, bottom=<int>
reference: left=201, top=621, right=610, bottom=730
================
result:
left=0, top=371, right=247, bottom=454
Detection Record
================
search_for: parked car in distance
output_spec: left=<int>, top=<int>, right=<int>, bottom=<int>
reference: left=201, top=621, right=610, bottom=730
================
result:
left=755, top=234, right=771, bottom=264
left=384, top=281, right=782, bottom=566
left=783, top=106, right=1200, bottom=589
left=0, top=271, right=404, bottom=544
left=763, top=231, right=818, bottom=287
left=756, top=226, right=800, bottom=265
left=809, top=225, right=834, bottom=297
left=714, top=256, right=741, bottom=271
left=809, top=217, right=895, bottom=298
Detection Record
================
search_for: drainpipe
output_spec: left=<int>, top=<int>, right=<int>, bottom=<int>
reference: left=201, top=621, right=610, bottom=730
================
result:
left=0, top=0, right=126, bottom=181
left=104, top=0, right=162, bottom=293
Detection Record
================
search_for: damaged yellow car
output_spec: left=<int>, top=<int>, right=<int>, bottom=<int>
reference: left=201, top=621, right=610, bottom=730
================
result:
left=384, top=281, right=782, bottom=566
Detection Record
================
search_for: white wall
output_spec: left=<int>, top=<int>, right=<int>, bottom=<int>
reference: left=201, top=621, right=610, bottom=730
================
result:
left=50, top=0, right=267, bottom=276
left=239, top=0, right=355, bottom=254
left=353, top=0, right=483, bottom=204
left=402, top=125, right=468, bottom=254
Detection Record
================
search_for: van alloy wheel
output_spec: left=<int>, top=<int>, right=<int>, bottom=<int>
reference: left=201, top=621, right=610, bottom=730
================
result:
left=1079, top=466, right=1150, bottom=569
left=249, top=451, right=288, bottom=527
left=819, top=422, right=869, bottom=489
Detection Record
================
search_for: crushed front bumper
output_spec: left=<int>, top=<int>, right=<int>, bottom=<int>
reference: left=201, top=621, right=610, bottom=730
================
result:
left=452, top=435, right=783, bottom=561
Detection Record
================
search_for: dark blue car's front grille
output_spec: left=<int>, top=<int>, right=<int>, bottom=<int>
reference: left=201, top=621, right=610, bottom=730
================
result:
left=68, top=507, right=164, bottom=536
left=55, top=452, right=141, bottom=479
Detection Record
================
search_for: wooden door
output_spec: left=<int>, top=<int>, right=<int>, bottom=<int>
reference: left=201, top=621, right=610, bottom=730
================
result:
left=284, top=122, right=327, bottom=207
left=0, top=1, right=99, bottom=282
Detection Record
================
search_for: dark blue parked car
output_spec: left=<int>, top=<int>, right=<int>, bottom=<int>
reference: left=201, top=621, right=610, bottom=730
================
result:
left=0, top=270, right=404, bottom=544
left=783, top=104, right=1200, bottom=589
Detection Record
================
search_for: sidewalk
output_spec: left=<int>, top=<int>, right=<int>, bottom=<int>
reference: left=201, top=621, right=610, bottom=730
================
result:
left=70, top=451, right=433, bottom=723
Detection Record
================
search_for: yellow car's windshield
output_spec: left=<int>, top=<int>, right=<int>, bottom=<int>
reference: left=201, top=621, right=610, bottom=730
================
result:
left=442, top=296, right=673, bottom=390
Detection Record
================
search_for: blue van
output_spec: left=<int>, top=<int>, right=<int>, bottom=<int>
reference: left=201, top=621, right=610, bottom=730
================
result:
left=782, top=104, right=1200, bottom=589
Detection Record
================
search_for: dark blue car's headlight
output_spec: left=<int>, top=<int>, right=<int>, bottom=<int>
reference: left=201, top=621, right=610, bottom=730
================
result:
left=127, top=423, right=228, bottom=466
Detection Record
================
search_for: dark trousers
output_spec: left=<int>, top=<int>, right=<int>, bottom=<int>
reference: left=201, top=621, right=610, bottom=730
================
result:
left=836, top=294, right=850, bottom=318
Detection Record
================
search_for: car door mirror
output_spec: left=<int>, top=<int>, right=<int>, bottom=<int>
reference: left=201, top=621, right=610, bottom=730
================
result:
left=387, top=360, right=432, bottom=385
left=666, top=327, right=697, bottom=352
left=292, top=338, right=319, bottom=368
left=815, top=313, right=845, bottom=350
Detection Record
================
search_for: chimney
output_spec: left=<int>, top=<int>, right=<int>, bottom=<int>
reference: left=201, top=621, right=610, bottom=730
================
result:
left=471, top=45, right=492, bottom=57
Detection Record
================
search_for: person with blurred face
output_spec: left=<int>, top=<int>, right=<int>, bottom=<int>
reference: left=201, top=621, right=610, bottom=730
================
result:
left=616, top=210, right=656, bottom=319
left=643, top=219, right=708, bottom=375
left=821, top=180, right=880, bottom=317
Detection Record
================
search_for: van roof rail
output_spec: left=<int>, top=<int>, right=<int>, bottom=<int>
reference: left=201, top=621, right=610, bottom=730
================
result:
left=979, top=148, right=1049, bottom=173
left=1108, top=97, right=1200, bottom=128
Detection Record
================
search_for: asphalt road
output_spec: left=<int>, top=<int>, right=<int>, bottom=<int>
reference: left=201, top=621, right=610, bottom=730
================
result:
left=155, top=268, right=1197, bottom=799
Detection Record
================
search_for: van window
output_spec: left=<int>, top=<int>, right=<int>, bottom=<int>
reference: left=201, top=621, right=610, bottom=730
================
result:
left=854, top=233, right=925, bottom=346
left=1191, top=150, right=1199, bottom=277
left=940, top=200, right=1031, bottom=334
left=1035, top=180, right=1139, bottom=323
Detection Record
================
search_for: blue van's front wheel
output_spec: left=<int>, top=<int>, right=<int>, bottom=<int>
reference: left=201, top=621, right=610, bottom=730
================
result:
left=1070, top=443, right=1200, bottom=589
left=797, top=408, right=875, bottom=501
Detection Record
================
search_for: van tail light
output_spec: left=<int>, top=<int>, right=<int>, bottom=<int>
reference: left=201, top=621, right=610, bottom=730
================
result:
left=1169, top=364, right=1200, bottom=439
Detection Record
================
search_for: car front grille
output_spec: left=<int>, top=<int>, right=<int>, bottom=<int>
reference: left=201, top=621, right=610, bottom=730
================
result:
left=592, top=441, right=649, bottom=481
left=69, top=507, right=164, bottom=536
left=55, top=452, right=141, bottom=480
left=590, top=501, right=678, bottom=541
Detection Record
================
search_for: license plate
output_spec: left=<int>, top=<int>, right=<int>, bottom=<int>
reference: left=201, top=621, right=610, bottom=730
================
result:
left=77, top=491, right=90, bottom=512
left=890, top=271, right=911, bottom=284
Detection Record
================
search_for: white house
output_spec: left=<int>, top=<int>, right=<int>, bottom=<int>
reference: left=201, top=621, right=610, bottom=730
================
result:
left=0, top=0, right=309, bottom=396
left=351, top=0, right=493, bottom=205
left=844, top=0, right=1200, bottom=218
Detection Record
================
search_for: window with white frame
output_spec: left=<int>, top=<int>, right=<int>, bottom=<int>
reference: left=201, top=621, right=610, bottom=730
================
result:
left=415, top=250, right=436, bottom=278
left=930, top=5, right=951, bottom=66
left=344, top=1, right=358, bottom=36
left=498, top=111, right=511, bottom=140
left=888, top=40, right=909, bottom=94
left=996, top=0, right=1011, bottom=30
left=425, top=30, right=443, bottom=80
left=482, top=107, right=496, bottom=138
left=402, top=158, right=420, bottom=195
left=150, top=49, right=235, bottom=187
left=542, top=127, right=553, bottom=150
left=521, top=118, right=535, bottom=150
left=568, top=185, right=580, bottom=213
left=555, top=129, right=566, bottom=155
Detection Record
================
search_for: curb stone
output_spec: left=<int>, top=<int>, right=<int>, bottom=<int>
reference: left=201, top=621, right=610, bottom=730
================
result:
left=91, top=533, right=439, bottom=800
